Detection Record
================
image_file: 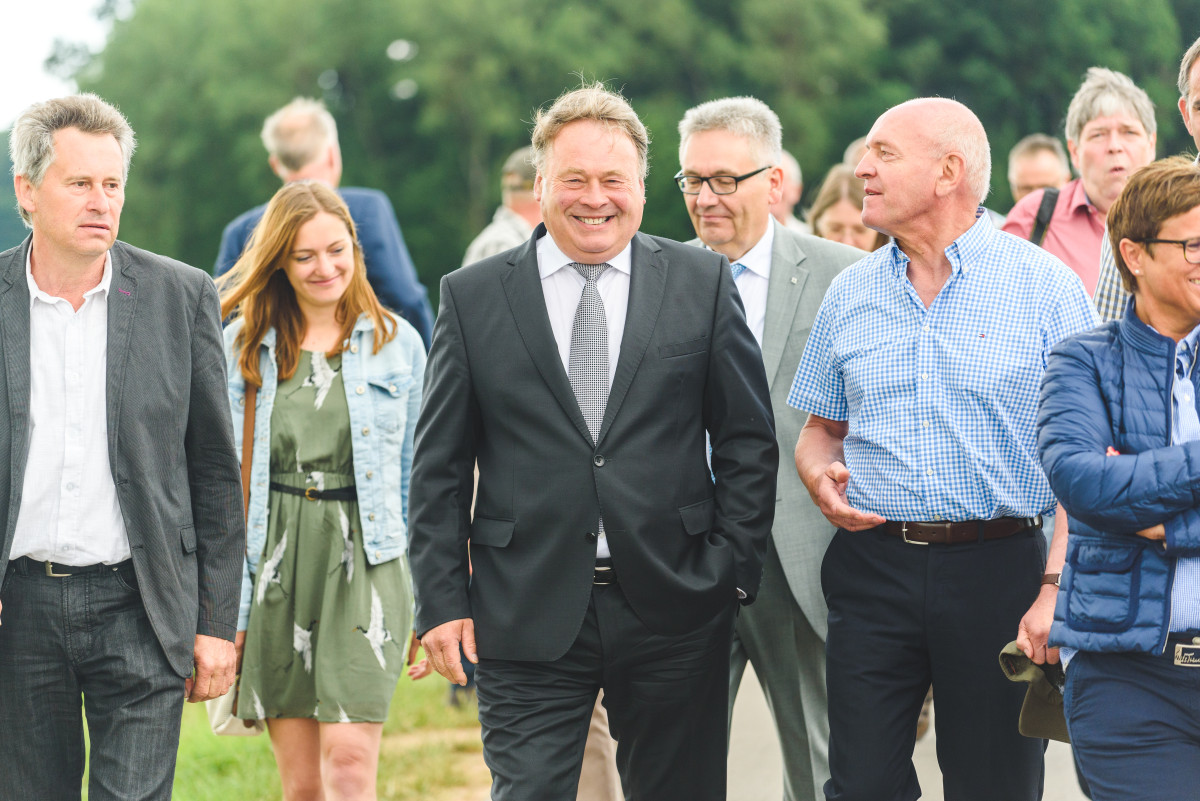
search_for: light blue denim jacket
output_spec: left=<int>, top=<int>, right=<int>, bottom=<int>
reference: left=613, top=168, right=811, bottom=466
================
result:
left=224, top=314, right=425, bottom=630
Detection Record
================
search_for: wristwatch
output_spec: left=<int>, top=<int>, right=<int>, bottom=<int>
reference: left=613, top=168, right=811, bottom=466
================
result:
left=1041, top=572, right=1061, bottom=587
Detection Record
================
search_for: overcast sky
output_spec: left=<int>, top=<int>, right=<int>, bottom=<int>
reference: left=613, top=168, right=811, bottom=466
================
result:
left=2, top=0, right=110, bottom=130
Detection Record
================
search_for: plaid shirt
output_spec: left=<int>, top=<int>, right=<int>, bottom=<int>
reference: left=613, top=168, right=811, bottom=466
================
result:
left=788, top=212, right=1098, bottom=521
left=1092, top=233, right=1129, bottom=323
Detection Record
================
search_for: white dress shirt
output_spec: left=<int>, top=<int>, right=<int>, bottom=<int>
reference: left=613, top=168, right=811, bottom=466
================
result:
left=726, top=223, right=774, bottom=349
left=536, top=233, right=632, bottom=558
left=10, top=250, right=131, bottom=566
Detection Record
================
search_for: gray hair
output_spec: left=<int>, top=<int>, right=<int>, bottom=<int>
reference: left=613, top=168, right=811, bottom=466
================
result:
left=780, top=150, right=802, bottom=186
left=1180, top=36, right=1200, bottom=101
left=9, top=93, right=136, bottom=226
left=261, top=97, right=339, bottom=173
left=1065, top=67, right=1156, bottom=143
left=1007, top=133, right=1070, bottom=185
left=677, top=96, right=783, bottom=168
left=531, top=82, right=650, bottom=179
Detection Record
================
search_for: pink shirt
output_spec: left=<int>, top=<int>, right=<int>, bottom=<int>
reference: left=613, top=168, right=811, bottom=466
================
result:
left=1002, top=178, right=1105, bottom=295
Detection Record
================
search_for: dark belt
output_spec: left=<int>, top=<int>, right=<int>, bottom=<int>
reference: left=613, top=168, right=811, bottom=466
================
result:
left=13, top=555, right=133, bottom=578
left=269, top=482, right=357, bottom=502
left=879, top=516, right=1041, bottom=545
left=594, top=558, right=617, bottom=585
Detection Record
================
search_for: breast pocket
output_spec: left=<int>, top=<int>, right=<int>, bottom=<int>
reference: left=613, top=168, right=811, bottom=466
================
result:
left=367, top=373, right=415, bottom=433
left=1064, top=536, right=1146, bottom=633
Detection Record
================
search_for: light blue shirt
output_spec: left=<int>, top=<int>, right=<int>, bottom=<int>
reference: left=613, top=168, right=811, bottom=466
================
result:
left=224, top=314, right=425, bottom=630
left=1169, top=328, right=1200, bottom=632
left=788, top=211, right=1098, bottom=521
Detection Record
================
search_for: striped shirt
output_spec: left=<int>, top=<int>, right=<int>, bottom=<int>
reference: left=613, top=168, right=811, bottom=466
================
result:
left=787, top=211, right=1098, bottom=521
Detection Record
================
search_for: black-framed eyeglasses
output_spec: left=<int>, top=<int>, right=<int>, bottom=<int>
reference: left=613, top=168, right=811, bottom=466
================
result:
left=1136, top=236, right=1200, bottom=265
left=674, top=166, right=772, bottom=195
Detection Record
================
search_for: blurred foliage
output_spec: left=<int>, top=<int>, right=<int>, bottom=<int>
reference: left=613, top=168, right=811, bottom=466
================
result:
left=4, top=0, right=1198, bottom=293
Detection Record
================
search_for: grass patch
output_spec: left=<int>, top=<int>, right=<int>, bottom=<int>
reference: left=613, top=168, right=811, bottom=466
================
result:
left=162, top=675, right=481, bottom=801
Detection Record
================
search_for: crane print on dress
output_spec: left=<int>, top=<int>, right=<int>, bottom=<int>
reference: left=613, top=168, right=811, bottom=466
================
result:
left=301, top=351, right=339, bottom=409
left=293, top=620, right=316, bottom=672
left=256, top=531, right=288, bottom=604
left=337, top=506, right=354, bottom=582
left=355, top=585, right=394, bottom=669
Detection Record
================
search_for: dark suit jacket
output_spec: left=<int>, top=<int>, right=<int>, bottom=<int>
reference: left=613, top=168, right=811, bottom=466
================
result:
left=214, top=186, right=435, bottom=348
left=0, top=238, right=245, bottom=677
left=409, top=226, right=779, bottom=662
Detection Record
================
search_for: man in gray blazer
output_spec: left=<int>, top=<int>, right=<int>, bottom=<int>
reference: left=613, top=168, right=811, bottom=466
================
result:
left=677, top=97, right=864, bottom=801
left=410, top=84, right=778, bottom=801
left=0, top=95, right=243, bottom=800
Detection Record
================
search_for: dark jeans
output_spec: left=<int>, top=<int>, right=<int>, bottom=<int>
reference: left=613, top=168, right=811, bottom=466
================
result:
left=821, top=526, right=1047, bottom=801
left=475, top=581, right=736, bottom=801
left=1065, top=648, right=1200, bottom=800
left=0, top=558, right=186, bottom=801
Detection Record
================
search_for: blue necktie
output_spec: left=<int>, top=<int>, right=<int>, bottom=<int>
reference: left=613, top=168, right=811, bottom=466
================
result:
left=730, top=262, right=747, bottom=281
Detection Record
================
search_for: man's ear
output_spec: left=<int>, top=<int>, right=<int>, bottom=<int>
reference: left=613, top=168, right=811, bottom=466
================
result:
left=268, top=155, right=288, bottom=181
left=14, top=174, right=35, bottom=217
left=935, top=152, right=966, bottom=198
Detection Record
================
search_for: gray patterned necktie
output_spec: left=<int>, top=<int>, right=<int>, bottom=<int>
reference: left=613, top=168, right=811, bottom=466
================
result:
left=568, top=262, right=611, bottom=443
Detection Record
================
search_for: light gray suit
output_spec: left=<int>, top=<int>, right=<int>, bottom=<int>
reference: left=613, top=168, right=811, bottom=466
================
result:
left=696, top=221, right=864, bottom=801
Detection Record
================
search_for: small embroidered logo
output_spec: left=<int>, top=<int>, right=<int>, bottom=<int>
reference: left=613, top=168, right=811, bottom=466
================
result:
left=117, top=288, right=131, bottom=296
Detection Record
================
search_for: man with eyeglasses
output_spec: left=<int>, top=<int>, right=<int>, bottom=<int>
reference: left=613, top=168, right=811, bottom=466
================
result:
left=1094, top=35, right=1200, bottom=323
left=790, top=98, right=1096, bottom=801
left=676, top=96, right=864, bottom=801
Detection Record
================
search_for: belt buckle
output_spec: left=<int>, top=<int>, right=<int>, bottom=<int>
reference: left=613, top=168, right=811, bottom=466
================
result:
left=1175, top=641, right=1200, bottom=667
left=901, top=522, right=929, bottom=546
left=304, top=487, right=319, bottom=501
left=593, top=566, right=614, bottom=586
left=44, top=561, right=71, bottom=577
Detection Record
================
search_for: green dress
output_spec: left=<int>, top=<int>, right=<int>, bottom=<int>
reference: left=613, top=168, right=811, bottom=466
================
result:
left=237, top=350, right=412, bottom=723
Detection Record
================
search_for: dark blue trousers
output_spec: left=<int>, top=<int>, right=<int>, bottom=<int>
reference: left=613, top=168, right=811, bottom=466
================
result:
left=821, top=526, right=1047, bottom=801
left=1065, top=647, right=1200, bottom=800
left=0, top=558, right=186, bottom=801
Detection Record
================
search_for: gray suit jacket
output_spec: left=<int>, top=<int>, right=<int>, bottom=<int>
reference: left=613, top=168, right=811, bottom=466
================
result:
left=409, top=226, right=779, bottom=662
left=692, top=221, right=864, bottom=639
left=0, top=237, right=244, bottom=676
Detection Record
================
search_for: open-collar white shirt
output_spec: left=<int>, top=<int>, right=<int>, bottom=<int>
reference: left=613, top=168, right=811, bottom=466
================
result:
left=10, top=249, right=131, bottom=566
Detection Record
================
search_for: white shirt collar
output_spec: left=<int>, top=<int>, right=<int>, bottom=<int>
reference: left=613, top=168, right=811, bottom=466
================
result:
left=536, top=231, right=633, bottom=279
left=731, top=222, right=775, bottom=280
left=26, top=248, right=114, bottom=309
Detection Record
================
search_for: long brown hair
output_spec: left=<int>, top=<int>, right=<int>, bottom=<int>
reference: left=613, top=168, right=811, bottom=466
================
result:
left=217, top=181, right=397, bottom=386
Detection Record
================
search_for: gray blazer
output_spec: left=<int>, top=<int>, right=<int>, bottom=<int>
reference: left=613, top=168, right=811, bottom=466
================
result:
left=409, top=226, right=779, bottom=662
left=692, top=221, right=864, bottom=639
left=0, top=237, right=245, bottom=676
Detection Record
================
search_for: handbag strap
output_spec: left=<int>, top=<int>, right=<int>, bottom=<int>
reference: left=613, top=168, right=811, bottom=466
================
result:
left=241, top=383, right=257, bottom=521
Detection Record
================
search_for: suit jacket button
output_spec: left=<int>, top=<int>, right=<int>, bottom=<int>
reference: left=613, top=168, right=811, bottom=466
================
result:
left=593, top=455, right=605, bottom=467
left=585, top=532, right=597, bottom=542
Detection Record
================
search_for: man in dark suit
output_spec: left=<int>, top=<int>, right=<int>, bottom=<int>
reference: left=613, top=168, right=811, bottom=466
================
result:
left=213, top=97, right=434, bottom=348
left=677, top=96, right=864, bottom=801
left=409, top=83, right=779, bottom=800
left=0, top=94, right=244, bottom=800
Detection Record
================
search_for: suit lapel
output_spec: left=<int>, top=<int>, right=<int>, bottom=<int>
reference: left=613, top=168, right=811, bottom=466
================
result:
left=106, top=243, right=138, bottom=461
left=761, top=222, right=809, bottom=389
left=499, top=230, right=595, bottom=446
left=0, top=238, right=32, bottom=556
left=597, top=232, right=665, bottom=446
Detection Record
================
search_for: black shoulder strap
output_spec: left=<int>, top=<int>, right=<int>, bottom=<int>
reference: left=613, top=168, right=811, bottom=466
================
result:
left=1029, top=187, right=1060, bottom=247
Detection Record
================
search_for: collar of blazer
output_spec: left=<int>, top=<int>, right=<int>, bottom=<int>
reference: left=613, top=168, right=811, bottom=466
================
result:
left=500, top=225, right=668, bottom=449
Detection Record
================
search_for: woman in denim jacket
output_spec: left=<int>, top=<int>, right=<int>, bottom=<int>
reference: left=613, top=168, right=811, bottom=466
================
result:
left=218, top=181, right=425, bottom=800
left=1037, top=158, right=1200, bottom=799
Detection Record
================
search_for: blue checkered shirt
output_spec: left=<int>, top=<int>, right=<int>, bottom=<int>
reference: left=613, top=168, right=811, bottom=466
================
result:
left=1170, top=331, right=1200, bottom=631
left=788, top=211, right=1099, bottom=521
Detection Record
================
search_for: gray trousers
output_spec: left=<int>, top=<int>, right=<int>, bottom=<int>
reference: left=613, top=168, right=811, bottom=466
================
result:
left=729, top=538, right=830, bottom=801
left=0, top=558, right=186, bottom=801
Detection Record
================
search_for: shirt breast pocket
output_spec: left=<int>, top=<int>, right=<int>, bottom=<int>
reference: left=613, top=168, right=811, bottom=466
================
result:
left=366, top=373, right=414, bottom=433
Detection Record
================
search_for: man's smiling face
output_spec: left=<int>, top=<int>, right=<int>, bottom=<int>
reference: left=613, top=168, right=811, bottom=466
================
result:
left=535, top=119, right=645, bottom=264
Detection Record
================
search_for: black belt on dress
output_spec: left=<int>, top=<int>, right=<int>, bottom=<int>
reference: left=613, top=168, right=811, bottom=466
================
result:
left=269, top=482, right=358, bottom=502
left=879, top=516, right=1041, bottom=545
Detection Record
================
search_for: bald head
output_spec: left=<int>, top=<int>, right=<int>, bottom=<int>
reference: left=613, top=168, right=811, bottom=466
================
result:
left=884, top=98, right=991, bottom=204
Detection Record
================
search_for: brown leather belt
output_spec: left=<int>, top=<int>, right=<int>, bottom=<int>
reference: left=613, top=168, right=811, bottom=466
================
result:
left=880, top=516, right=1041, bottom=545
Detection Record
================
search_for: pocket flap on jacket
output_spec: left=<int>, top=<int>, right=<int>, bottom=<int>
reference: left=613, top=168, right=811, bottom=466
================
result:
left=180, top=525, right=197, bottom=554
left=659, top=336, right=708, bottom=359
left=366, top=373, right=415, bottom=398
left=679, top=497, right=716, bottom=536
left=1071, top=538, right=1145, bottom=573
left=470, top=516, right=515, bottom=547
